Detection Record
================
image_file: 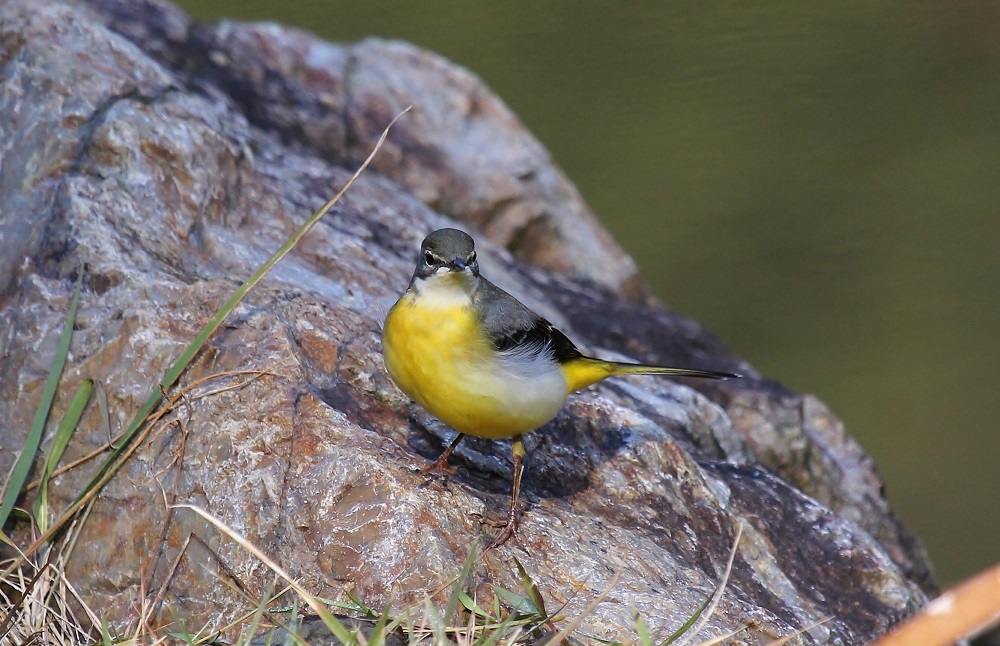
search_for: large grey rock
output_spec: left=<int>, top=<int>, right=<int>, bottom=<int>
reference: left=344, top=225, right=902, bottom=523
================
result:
left=0, top=0, right=931, bottom=643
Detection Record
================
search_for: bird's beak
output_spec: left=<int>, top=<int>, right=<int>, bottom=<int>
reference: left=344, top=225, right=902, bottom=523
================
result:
left=447, top=258, right=467, bottom=271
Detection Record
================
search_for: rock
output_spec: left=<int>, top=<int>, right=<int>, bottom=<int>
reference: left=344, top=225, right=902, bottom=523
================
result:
left=0, top=0, right=931, bottom=643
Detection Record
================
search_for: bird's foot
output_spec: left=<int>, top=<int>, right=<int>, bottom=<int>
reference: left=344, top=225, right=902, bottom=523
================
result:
left=417, top=433, right=464, bottom=479
left=482, top=505, right=527, bottom=552
left=418, top=453, right=457, bottom=478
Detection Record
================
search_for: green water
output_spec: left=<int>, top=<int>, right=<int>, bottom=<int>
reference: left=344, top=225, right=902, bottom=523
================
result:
left=175, top=0, right=1000, bottom=587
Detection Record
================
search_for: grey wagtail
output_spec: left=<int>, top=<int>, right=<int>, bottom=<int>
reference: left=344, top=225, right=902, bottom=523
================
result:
left=383, top=228, right=738, bottom=548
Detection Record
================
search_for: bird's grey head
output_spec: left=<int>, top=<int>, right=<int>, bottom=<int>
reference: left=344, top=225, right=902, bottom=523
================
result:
left=413, top=228, right=480, bottom=280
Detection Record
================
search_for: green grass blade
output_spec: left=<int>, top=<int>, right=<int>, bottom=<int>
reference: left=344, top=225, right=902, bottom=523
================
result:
left=658, top=596, right=711, bottom=646
left=473, top=601, right=521, bottom=646
left=424, top=596, right=445, bottom=644
left=513, top=556, right=548, bottom=619
left=443, top=545, right=478, bottom=627
left=74, top=108, right=410, bottom=506
left=494, top=587, right=537, bottom=615
left=0, top=270, right=83, bottom=528
left=366, top=606, right=392, bottom=646
left=344, top=587, right=378, bottom=618
left=93, top=380, right=114, bottom=447
left=242, top=577, right=276, bottom=646
left=282, top=600, right=302, bottom=646
left=457, top=591, right=490, bottom=619
left=633, top=607, right=652, bottom=646
left=33, top=378, right=93, bottom=532
left=100, top=616, right=113, bottom=646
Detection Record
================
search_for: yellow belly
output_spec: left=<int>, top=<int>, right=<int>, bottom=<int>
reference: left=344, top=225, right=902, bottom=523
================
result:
left=383, top=293, right=567, bottom=439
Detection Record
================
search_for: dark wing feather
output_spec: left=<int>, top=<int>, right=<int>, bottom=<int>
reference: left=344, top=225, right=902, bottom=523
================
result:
left=474, top=278, right=583, bottom=364
left=492, top=317, right=583, bottom=364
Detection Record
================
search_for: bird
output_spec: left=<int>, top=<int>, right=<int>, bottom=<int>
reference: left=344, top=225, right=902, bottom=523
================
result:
left=382, top=228, right=738, bottom=549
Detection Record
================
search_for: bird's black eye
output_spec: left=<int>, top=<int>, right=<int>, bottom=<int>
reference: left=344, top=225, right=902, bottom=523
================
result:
left=468, top=251, right=477, bottom=264
left=423, top=250, right=435, bottom=266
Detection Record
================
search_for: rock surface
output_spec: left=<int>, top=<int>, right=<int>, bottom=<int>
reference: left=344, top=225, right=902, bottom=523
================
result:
left=0, top=0, right=932, bottom=643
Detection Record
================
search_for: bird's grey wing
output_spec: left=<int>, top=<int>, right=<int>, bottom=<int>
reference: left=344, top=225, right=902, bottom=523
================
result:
left=474, top=279, right=583, bottom=364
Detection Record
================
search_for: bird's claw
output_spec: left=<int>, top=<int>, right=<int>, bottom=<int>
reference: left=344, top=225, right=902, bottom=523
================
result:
left=482, top=506, right=528, bottom=552
left=418, top=455, right=457, bottom=478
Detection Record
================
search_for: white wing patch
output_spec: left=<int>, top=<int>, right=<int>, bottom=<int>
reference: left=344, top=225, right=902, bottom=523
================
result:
left=496, top=339, right=558, bottom=381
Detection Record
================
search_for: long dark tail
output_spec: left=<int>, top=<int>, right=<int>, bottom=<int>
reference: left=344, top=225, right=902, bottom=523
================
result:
left=612, top=362, right=739, bottom=380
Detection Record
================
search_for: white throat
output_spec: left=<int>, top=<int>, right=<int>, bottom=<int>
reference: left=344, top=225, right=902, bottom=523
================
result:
left=411, top=272, right=477, bottom=309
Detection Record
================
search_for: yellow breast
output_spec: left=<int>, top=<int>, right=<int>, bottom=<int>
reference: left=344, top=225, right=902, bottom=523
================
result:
left=382, top=283, right=567, bottom=439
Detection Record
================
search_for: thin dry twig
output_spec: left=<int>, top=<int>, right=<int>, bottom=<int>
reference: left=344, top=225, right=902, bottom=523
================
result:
left=173, top=503, right=353, bottom=639
left=672, top=520, right=744, bottom=646
left=544, top=566, right=624, bottom=646
left=4, top=370, right=284, bottom=583
left=135, top=414, right=192, bottom=640
left=22, top=370, right=280, bottom=494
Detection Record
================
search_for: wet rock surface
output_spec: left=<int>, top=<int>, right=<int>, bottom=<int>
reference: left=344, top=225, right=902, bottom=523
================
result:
left=1, top=0, right=931, bottom=642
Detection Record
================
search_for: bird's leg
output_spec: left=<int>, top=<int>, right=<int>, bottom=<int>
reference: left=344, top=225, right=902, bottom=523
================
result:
left=420, top=432, right=465, bottom=476
left=485, top=434, right=527, bottom=551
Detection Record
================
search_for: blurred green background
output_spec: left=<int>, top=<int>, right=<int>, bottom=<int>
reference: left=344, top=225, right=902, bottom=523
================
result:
left=175, top=0, right=1000, bottom=587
